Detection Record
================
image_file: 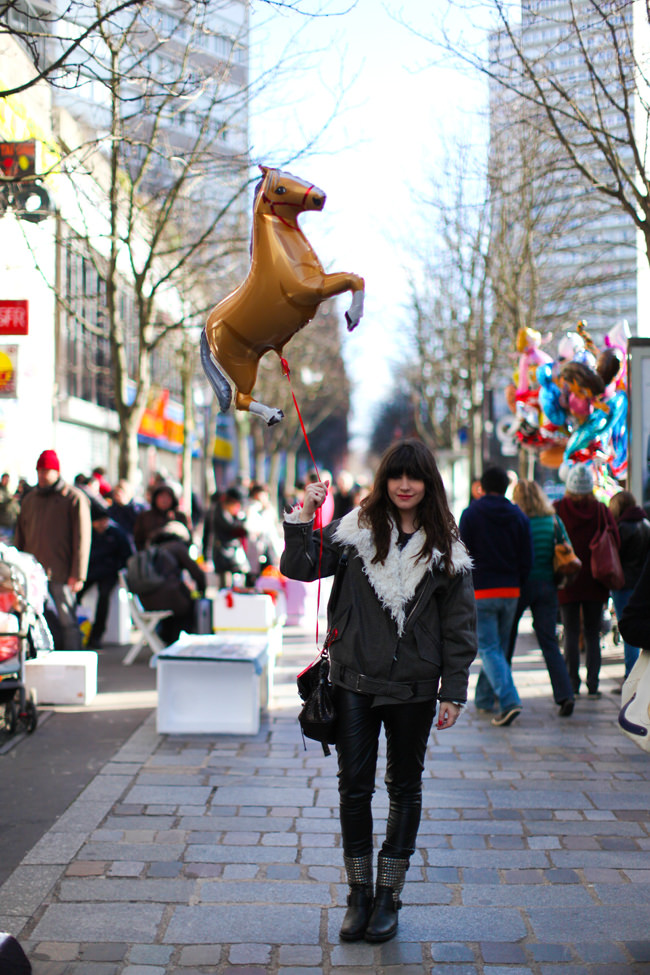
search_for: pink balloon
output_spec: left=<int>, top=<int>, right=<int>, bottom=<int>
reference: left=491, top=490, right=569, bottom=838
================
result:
left=568, top=393, right=591, bottom=418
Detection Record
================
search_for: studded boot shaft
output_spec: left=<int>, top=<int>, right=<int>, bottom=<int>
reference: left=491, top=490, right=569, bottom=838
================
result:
left=364, top=854, right=409, bottom=943
left=339, top=853, right=373, bottom=942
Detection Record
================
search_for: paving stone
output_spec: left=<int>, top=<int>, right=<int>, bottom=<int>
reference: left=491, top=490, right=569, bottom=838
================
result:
left=528, top=943, right=573, bottom=961
left=108, top=862, right=145, bottom=877
left=265, top=864, right=302, bottom=879
left=625, top=942, right=650, bottom=962
left=31, top=903, right=164, bottom=942
left=59, top=878, right=194, bottom=902
left=277, top=946, right=321, bottom=965
left=198, top=881, right=329, bottom=904
left=528, top=907, right=650, bottom=941
left=32, top=942, right=79, bottom=961
left=0, top=865, right=64, bottom=916
left=178, top=945, right=223, bottom=965
left=431, top=943, right=475, bottom=961
left=164, top=905, right=321, bottom=944
left=480, top=942, right=528, bottom=963
left=129, top=945, right=174, bottom=964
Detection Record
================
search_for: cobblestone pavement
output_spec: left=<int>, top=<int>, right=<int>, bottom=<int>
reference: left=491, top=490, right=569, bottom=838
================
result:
left=1, top=618, right=649, bottom=974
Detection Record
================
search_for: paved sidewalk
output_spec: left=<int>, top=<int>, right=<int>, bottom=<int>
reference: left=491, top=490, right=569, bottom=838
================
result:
left=1, top=619, right=649, bottom=974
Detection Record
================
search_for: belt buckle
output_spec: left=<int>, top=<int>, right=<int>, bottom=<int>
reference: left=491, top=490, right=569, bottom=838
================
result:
left=355, top=673, right=364, bottom=691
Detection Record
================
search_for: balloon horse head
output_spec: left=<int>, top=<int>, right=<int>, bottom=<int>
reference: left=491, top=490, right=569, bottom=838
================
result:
left=201, top=165, right=365, bottom=425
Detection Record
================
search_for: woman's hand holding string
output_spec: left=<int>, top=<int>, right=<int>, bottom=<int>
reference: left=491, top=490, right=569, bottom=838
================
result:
left=299, top=481, right=329, bottom=523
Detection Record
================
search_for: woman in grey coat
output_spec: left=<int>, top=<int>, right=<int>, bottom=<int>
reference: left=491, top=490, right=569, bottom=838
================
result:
left=281, top=440, right=477, bottom=943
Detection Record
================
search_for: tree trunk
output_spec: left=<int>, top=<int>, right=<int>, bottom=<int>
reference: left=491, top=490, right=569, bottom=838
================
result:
left=116, top=409, right=141, bottom=483
left=284, top=449, right=297, bottom=499
left=234, top=413, right=251, bottom=485
left=268, top=450, right=283, bottom=509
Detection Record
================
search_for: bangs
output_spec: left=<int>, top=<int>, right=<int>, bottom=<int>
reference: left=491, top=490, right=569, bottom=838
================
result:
left=384, top=444, right=428, bottom=482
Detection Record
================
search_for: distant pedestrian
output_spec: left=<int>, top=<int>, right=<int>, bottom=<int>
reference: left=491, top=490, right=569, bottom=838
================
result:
left=459, top=465, right=533, bottom=726
left=133, top=483, right=190, bottom=551
left=509, top=480, right=575, bottom=716
left=202, top=487, right=249, bottom=587
left=333, top=470, right=357, bottom=520
left=109, top=479, right=145, bottom=546
left=0, top=472, right=20, bottom=543
left=79, top=498, right=132, bottom=648
left=618, top=550, right=650, bottom=651
left=140, top=521, right=206, bottom=645
left=609, top=490, right=650, bottom=677
left=15, top=450, right=91, bottom=650
left=553, top=464, right=619, bottom=698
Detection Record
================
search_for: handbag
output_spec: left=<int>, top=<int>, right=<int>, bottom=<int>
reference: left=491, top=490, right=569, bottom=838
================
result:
left=589, top=506, right=624, bottom=590
left=297, top=645, right=337, bottom=756
left=295, top=547, right=349, bottom=756
left=618, top=649, right=650, bottom=752
left=552, top=516, right=582, bottom=589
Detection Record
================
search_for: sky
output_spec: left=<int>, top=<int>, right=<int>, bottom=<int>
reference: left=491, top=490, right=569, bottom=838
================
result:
left=248, top=0, right=487, bottom=450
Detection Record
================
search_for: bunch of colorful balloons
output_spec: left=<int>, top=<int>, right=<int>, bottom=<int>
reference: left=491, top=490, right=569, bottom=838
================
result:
left=505, top=320, right=629, bottom=482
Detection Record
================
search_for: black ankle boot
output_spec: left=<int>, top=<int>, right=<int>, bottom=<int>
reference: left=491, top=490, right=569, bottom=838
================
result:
left=340, top=886, right=374, bottom=941
left=340, top=853, right=373, bottom=941
left=364, top=855, right=409, bottom=943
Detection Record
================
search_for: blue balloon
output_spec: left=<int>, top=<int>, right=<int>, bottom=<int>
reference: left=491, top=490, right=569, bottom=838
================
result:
left=564, top=390, right=627, bottom=464
left=536, top=363, right=566, bottom=426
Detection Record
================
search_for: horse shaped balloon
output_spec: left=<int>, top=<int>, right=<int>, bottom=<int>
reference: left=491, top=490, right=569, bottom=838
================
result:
left=201, top=165, right=365, bottom=425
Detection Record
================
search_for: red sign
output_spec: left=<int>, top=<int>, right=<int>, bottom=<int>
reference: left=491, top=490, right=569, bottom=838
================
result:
left=0, top=301, right=28, bottom=335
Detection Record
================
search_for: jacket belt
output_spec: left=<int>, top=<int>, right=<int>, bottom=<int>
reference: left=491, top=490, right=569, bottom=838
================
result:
left=330, top=661, right=438, bottom=701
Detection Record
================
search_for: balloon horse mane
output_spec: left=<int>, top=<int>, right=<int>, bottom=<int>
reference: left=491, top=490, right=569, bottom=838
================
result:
left=201, top=165, right=365, bottom=425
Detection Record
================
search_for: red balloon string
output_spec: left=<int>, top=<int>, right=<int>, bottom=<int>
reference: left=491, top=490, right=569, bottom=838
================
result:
left=280, top=355, right=323, bottom=647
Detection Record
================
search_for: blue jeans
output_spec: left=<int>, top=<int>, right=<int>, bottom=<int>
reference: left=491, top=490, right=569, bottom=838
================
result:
left=508, top=578, right=574, bottom=705
left=474, top=597, right=521, bottom=712
left=611, top=588, right=640, bottom=677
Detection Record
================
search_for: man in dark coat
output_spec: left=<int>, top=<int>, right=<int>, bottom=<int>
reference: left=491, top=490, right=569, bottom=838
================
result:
left=79, top=498, right=133, bottom=648
left=459, top=466, right=533, bottom=726
left=15, top=450, right=91, bottom=650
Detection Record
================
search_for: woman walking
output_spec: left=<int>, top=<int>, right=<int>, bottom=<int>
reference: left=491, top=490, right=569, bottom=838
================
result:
left=509, top=480, right=575, bottom=715
left=281, top=439, right=477, bottom=943
left=553, top=464, right=620, bottom=698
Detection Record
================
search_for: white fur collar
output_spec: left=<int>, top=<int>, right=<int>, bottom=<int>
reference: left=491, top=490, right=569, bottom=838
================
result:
left=333, top=508, right=472, bottom=636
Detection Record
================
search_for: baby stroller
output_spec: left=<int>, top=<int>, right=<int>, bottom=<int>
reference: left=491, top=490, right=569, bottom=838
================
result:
left=0, top=544, right=53, bottom=735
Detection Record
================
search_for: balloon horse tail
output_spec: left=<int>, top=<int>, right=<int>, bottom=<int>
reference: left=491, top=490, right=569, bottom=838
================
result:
left=201, top=164, right=364, bottom=426
left=200, top=330, right=232, bottom=414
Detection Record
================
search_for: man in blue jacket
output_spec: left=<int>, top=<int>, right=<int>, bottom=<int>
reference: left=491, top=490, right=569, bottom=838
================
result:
left=459, top=466, right=533, bottom=726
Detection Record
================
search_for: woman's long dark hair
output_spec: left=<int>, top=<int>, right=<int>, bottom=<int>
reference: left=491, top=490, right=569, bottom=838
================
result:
left=359, top=439, right=459, bottom=572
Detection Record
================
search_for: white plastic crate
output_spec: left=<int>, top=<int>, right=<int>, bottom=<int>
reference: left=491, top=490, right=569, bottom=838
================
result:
left=155, top=633, right=273, bottom=735
left=213, top=590, right=276, bottom=631
left=24, top=650, right=98, bottom=705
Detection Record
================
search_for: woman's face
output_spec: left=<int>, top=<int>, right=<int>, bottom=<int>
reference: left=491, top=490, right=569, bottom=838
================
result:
left=387, top=472, right=426, bottom=516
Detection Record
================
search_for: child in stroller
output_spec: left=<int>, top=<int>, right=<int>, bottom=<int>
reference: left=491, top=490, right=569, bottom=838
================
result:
left=0, top=544, right=53, bottom=735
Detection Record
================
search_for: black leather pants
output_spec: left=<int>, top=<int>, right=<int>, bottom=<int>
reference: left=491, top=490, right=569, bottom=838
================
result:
left=335, top=687, right=436, bottom=859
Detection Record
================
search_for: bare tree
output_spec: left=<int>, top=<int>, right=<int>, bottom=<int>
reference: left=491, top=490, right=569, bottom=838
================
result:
left=0, top=0, right=145, bottom=96
left=424, top=0, right=650, bottom=272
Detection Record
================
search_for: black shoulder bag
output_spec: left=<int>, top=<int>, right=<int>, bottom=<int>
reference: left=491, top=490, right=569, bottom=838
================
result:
left=296, top=548, right=349, bottom=756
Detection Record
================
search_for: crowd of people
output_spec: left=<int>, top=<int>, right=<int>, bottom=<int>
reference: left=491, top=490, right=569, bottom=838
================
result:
left=459, top=461, right=650, bottom=725
left=0, top=452, right=369, bottom=651
left=2, top=440, right=650, bottom=946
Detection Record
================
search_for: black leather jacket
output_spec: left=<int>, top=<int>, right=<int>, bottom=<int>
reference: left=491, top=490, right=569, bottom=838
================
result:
left=281, top=510, right=477, bottom=705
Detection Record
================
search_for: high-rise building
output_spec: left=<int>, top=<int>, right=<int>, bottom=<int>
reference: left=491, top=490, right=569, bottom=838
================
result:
left=488, top=0, right=648, bottom=342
